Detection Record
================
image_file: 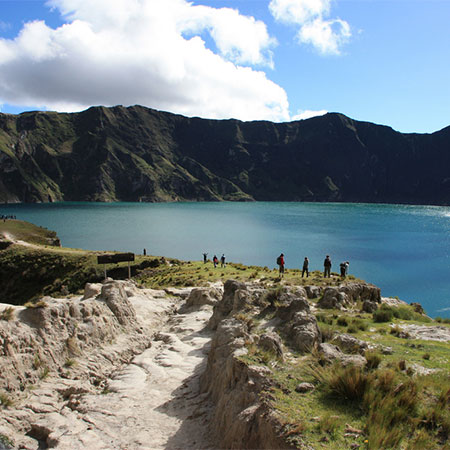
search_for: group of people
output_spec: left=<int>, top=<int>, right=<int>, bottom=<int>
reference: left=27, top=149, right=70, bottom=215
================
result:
left=1, top=214, right=16, bottom=222
left=203, top=253, right=226, bottom=268
left=277, top=253, right=349, bottom=278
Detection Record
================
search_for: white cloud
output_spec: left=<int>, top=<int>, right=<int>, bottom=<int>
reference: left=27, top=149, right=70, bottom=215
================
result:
left=0, top=0, right=289, bottom=122
left=292, top=109, right=327, bottom=120
left=269, top=0, right=351, bottom=55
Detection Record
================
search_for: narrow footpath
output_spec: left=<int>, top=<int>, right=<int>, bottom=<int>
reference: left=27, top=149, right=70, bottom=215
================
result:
left=0, top=286, right=217, bottom=450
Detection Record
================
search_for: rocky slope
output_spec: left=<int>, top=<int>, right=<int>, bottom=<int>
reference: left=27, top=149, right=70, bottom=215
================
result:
left=1, top=106, right=449, bottom=204
left=1, top=276, right=448, bottom=449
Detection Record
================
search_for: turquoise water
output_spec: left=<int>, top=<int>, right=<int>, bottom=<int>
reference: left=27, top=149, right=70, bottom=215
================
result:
left=1, top=202, right=450, bottom=318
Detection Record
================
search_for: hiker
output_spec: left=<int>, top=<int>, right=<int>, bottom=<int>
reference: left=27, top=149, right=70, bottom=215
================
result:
left=143, top=248, right=147, bottom=256
left=340, top=261, right=346, bottom=278
left=213, top=255, right=218, bottom=268
left=324, top=255, right=332, bottom=278
left=302, top=257, right=309, bottom=277
left=277, top=253, right=285, bottom=277
left=345, top=261, right=349, bottom=276
left=203, top=252, right=208, bottom=264
left=220, top=254, right=226, bottom=267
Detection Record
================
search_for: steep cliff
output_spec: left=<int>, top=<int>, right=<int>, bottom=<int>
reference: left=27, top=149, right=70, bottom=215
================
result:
left=1, top=105, right=449, bottom=204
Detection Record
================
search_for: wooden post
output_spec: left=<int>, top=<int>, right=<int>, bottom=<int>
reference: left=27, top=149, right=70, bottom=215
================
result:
left=128, top=261, right=131, bottom=279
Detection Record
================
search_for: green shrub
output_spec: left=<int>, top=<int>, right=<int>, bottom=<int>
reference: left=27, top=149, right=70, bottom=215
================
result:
left=373, top=307, right=393, bottom=323
left=336, top=316, right=349, bottom=327
left=352, top=318, right=368, bottom=331
left=365, top=351, right=382, bottom=370
left=314, top=364, right=370, bottom=402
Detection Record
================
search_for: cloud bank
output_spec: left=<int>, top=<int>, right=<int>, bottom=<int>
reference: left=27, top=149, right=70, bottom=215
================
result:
left=0, top=0, right=289, bottom=121
left=269, top=0, right=351, bottom=55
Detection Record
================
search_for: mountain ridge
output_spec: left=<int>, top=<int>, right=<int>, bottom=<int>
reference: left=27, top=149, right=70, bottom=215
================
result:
left=1, top=105, right=449, bottom=205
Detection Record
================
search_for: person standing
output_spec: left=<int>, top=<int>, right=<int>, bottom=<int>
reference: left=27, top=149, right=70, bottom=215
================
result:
left=324, top=255, right=332, bottom=278
left=340, top=261, right=346, bottom=278
left=203, top=253, right=208, bottom=264
left=302, top=257, right=309, bottom=278
left=220, top=254, right=226, bottom=267
left=213, top=255, right=218, bottom=268
left=277, top=253, right=285, bottom=277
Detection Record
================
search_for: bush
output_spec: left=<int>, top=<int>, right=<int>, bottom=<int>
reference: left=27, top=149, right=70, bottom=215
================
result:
left=365, top=351, right=382, bottom=370
left=336, top=316, right=349, bottom=327
left=314, top=364, right=370, bottom=402
left=373, top=307, right=393, bottom=323
left=352, top=318, right=368, bottom=331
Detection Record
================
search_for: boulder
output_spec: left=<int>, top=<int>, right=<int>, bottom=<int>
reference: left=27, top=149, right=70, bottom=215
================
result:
left=208, top=280, right=248, bottom=330
left=83, top=283, right=102, bottom=300
left=339, top=283, right=381, bottom=304
left=332, top=333, right=368, bottom=354
left=295, top=382, right=315, bottom=393
left=287, top=311, right=321, bottom=353
left=100, top=281, right=136, bottom=326
left=259, top=332, right=283, bottom=359
left=361, top=300, right=378, bottom=313
left=317, top=288, right=349, bottom=310
left=185, top=288, right=221, bottom=308
left=305, top=285, right=323, bottom=299
left=318, top=343, right=367, bottom=367
left=276, top=294, right=310, bottom=321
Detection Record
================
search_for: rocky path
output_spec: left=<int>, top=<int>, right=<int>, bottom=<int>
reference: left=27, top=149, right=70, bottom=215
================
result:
left=0, top=286, right=217, bottom=450
left=71, top=302, right=216, bottom=450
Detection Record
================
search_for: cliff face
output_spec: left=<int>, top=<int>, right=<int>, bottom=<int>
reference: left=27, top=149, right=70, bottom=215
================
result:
left=0, top=105, right=449, bottom=204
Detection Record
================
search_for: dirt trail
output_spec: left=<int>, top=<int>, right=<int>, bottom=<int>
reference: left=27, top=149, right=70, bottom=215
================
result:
left=0, top=288, right=216, bottom=450
left=70, top=301, right=216, bottom=450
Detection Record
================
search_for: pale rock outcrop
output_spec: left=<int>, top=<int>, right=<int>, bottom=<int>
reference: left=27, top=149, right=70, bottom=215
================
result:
left=82, top=283, right=102, bottom=300
left=208, top=280, right=248, bottom=329
left=318, top=283, right=381, bottom=310
left=318, top=343, right=367, bottom=367
left=100, top=281, right=136, bottom=326
left=332, top=333, right=368, bottom=354
left=362, top=299, right=378, bottom=313
left=287, top=311, right=321, bottom=353
left=317, top=287, right=350, bottom=310
left=259, top=332, right=284, bottom=360
left=0, top=280, right=145, bottom=394
left=201, top=317, right=295, bottom=449
left=305, top=285, right=323, bottom=299
left=275, top=293, right=310, bottom=321
left=339, top=283, right=381, bottom=303
left=184, top=287, right=221, bottom=309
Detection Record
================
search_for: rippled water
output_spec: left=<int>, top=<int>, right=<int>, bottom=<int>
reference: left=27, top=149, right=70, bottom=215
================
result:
left=2, top=201, right=449, bottom=318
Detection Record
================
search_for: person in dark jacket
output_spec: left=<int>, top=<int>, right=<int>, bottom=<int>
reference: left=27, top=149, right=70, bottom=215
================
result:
left=302, top=257, right=309, bottom=278
left=277, top=253, right=285, bottom=277
left=324, top=255, right=332, bottom=278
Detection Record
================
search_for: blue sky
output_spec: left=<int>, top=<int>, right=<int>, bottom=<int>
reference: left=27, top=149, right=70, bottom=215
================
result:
left=0, top=0, right=448, bottom=133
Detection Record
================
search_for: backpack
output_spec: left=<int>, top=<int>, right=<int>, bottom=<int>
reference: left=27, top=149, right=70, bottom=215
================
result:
left=276, top=256, right=282, bottom=265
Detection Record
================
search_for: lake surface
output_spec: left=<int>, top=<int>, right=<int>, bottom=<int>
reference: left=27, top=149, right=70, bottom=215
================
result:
left=1, top=201, right=450, bottom=318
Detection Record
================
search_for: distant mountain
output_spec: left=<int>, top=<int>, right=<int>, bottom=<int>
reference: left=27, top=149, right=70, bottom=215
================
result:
left=0, top=105, right=449, bottom=205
